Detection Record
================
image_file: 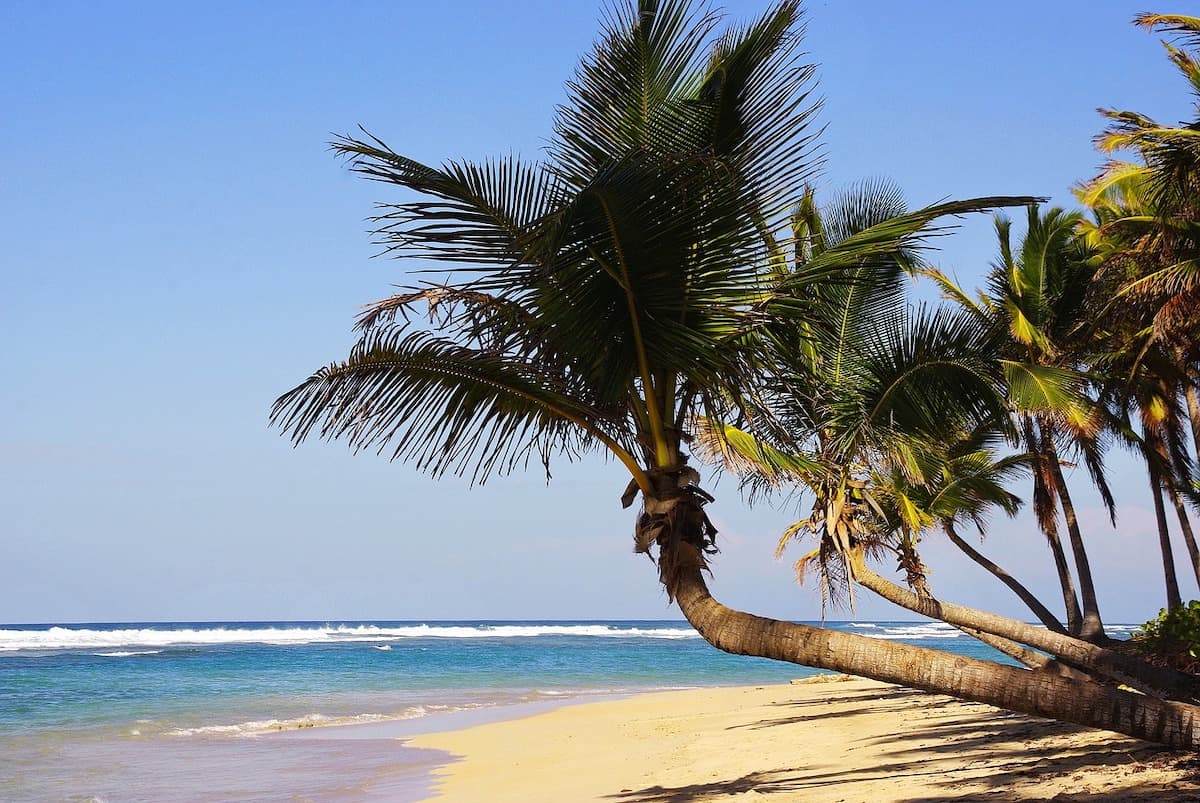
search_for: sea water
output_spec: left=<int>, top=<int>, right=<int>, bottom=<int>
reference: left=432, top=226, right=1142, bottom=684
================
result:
left=0, top=620, right=1139, bottom=801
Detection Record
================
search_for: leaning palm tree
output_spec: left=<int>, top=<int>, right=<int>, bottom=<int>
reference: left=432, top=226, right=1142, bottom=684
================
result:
left=691, top=184, right=1192, bottom=698
left=274, top=0, right=1200, bottom=747
left=925, top=206, right=1112, bottom=641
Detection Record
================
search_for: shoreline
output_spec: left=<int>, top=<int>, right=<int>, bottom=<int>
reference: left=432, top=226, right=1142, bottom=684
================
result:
left=405, top=677, right=1200, bottom=802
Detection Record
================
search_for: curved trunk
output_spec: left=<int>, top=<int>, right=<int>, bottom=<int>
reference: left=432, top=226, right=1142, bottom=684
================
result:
left=848, top=552, right=1199, bottom=703
left=669, top=547, right=1200, bottom=750
left=943, top=522, right=1066, bottom=634
left=1046, top=446, right=1106, bottom=641
left=1146, top=440, right=1184, bottom=610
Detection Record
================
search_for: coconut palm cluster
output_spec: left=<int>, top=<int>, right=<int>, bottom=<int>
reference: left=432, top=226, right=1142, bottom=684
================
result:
left=273, top=2, right=1200, bottom=748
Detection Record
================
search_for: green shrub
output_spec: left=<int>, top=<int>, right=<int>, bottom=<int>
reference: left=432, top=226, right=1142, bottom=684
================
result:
left=1133, top=601, right=1200, bottom=672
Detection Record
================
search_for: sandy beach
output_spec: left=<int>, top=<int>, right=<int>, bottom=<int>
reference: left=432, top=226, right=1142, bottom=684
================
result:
left=410, top=677, right=1200, bottom=802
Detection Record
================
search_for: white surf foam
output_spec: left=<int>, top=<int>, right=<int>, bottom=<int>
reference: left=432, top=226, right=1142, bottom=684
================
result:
left=163, top=704, right=470, bottom=737
left=0, top=623, right=700, bottom=651
left=868, top=622, right=964, bottom=640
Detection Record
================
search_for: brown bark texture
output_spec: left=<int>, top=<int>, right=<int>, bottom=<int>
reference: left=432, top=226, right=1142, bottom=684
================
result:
left=669, top=546, right=1200, bottom=750
left=850, top=555, right=1199, bottom=704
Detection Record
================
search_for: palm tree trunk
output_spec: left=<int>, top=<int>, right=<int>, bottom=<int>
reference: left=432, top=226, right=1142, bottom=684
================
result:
left=1184, top=381, right=1200, bottom=462
left=1046, top=445, right=1106, bottom=641
left=847, top=551, right=1199, bottom=703
left=954, top=625, right=1050, bottom=670
left=943, top=522, right=1066, bottom=634
left=1167, top=480, right=1200, bottom=591
left=1146, top=440, right=1184, bottom=610
left=1026, top=421, right=1083, bottom=634
left=669, top=547, right=1200, bottom=750
left=1045, top=520, right=1084, bottom=636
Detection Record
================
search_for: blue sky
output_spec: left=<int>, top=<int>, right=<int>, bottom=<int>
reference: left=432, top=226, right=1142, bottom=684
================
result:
left=2, top=0, right=1197, bottom=624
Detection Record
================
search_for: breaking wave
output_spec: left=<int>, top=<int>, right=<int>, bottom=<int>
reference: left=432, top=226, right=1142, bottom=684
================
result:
left=0, top=623, right=701, bottom=652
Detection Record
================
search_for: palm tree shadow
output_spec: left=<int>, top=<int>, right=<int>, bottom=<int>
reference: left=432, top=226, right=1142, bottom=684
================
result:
left=603, top=768, right=834, bottom=802
left=604, top=687, right=1200, bottom=802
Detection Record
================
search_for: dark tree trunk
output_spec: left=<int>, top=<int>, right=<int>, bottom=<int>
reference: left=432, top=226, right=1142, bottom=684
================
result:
left=1046, top=521, right=1084, bottom=636
left=1184, top=382, right=1200, bottom=463
left=668, top=544, right=1200, bottom=751
left=943, top=522, right=1066, bottom=634
left=1046, top=445, right=1106, bottom=641
left=1167, top=480, right=1200, bottom=591
left=1146, top=439, right=1184, bottom=610
left=1026, top=419, right=1083, bottom=634
left=848, top=552, right=1199, bottom=703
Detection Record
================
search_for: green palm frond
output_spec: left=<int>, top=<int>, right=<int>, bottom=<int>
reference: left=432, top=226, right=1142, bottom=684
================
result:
left=1001, top=361, right=1096, bottom=431
left=271, top=329, right=640, bottom=484
left=551, top=0, right=720, bottom=182
left=784, top=196, right=1041, bottom=290
left=277, top=0, right=839, bottom=501
left=830, top=305, right=1006, bottom=459
left=699, top=0, right=821, bottom=200
left=1076, top=160, right=1152, bottom=210
left=332, top=137, right=559, bottom=267
left=690, top=418, right=826, bottom=493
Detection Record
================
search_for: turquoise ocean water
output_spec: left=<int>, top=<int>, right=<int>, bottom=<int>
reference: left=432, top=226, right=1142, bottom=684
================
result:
left=0, top=619, right=1138, bottom=801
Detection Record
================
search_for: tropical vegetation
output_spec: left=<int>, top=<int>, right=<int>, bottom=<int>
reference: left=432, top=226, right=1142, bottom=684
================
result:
left=273, top=1, right=1200, bottom=749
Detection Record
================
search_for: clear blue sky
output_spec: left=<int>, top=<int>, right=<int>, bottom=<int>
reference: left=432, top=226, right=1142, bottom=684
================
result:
left=2, top=1, right=1196, bottom=624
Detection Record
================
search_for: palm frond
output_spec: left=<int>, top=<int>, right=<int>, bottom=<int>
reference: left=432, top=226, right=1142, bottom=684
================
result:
left=1001, top=361, right=1096, bottom=432
left=271, top=329, right=637, bottom=484
left=690, top=418, right=825, bottom=490
left=332, top=136, right=559, bottom=267
left=1134, top=13, right=1200, bottom=51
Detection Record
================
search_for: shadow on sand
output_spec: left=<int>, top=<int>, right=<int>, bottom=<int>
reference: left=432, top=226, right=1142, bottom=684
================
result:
left=604, top=685, right=1200, bottom=802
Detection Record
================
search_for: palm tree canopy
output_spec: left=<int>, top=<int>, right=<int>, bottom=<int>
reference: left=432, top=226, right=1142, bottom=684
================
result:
left=273, top=0, right=824, bottom=491
left=273, top=0, right=1031, bottom=505
left=1080, top=13, right=1200, bottom=350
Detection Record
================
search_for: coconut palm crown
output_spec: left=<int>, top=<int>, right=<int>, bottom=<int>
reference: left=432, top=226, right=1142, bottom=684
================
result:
left=272, top=0, right=1022, bottom=591
left=271, top=0, right=1200, bottom=751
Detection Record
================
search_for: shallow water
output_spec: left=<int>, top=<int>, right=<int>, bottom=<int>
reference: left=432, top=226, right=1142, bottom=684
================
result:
left=0, top=619, right=1138, bottom=800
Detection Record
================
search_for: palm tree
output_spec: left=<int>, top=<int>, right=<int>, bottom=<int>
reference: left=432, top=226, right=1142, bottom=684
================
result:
left=925, top=206, right=1113, bottom=641
left=1082, top=13, right=1200, bottom=355
left=1092, top=330, right=1199, bottom=602
left=273, top=0, right=1200, bottom=748
left=1081, top=12, right=1200, bottom=482
left=1078, top=12, right=1200, bottom=600
left=691, top=184, right=1192, bottom=697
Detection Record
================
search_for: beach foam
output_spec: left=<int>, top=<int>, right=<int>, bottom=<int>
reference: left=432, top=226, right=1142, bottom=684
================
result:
left=0, top=622, right=703, bottom=652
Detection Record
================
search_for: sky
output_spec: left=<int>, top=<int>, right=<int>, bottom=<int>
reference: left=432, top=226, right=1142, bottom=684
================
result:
left=2, top=0, right=1198, bottom=624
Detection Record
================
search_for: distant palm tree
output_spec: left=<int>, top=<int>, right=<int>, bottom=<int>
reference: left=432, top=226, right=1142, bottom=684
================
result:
left=691, top=185, right=1192, bottom=697
left=1078, top=12, right=1200, bottom=602
left=1082, top=13, right=1200, bottom=439
left=926, top=206, right=1111, bottom=641
left=274, top=0, right=1200, bottom=746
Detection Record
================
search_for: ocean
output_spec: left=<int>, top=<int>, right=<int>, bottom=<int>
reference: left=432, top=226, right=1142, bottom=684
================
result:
left=0, top=619, right=1139, bottom=801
